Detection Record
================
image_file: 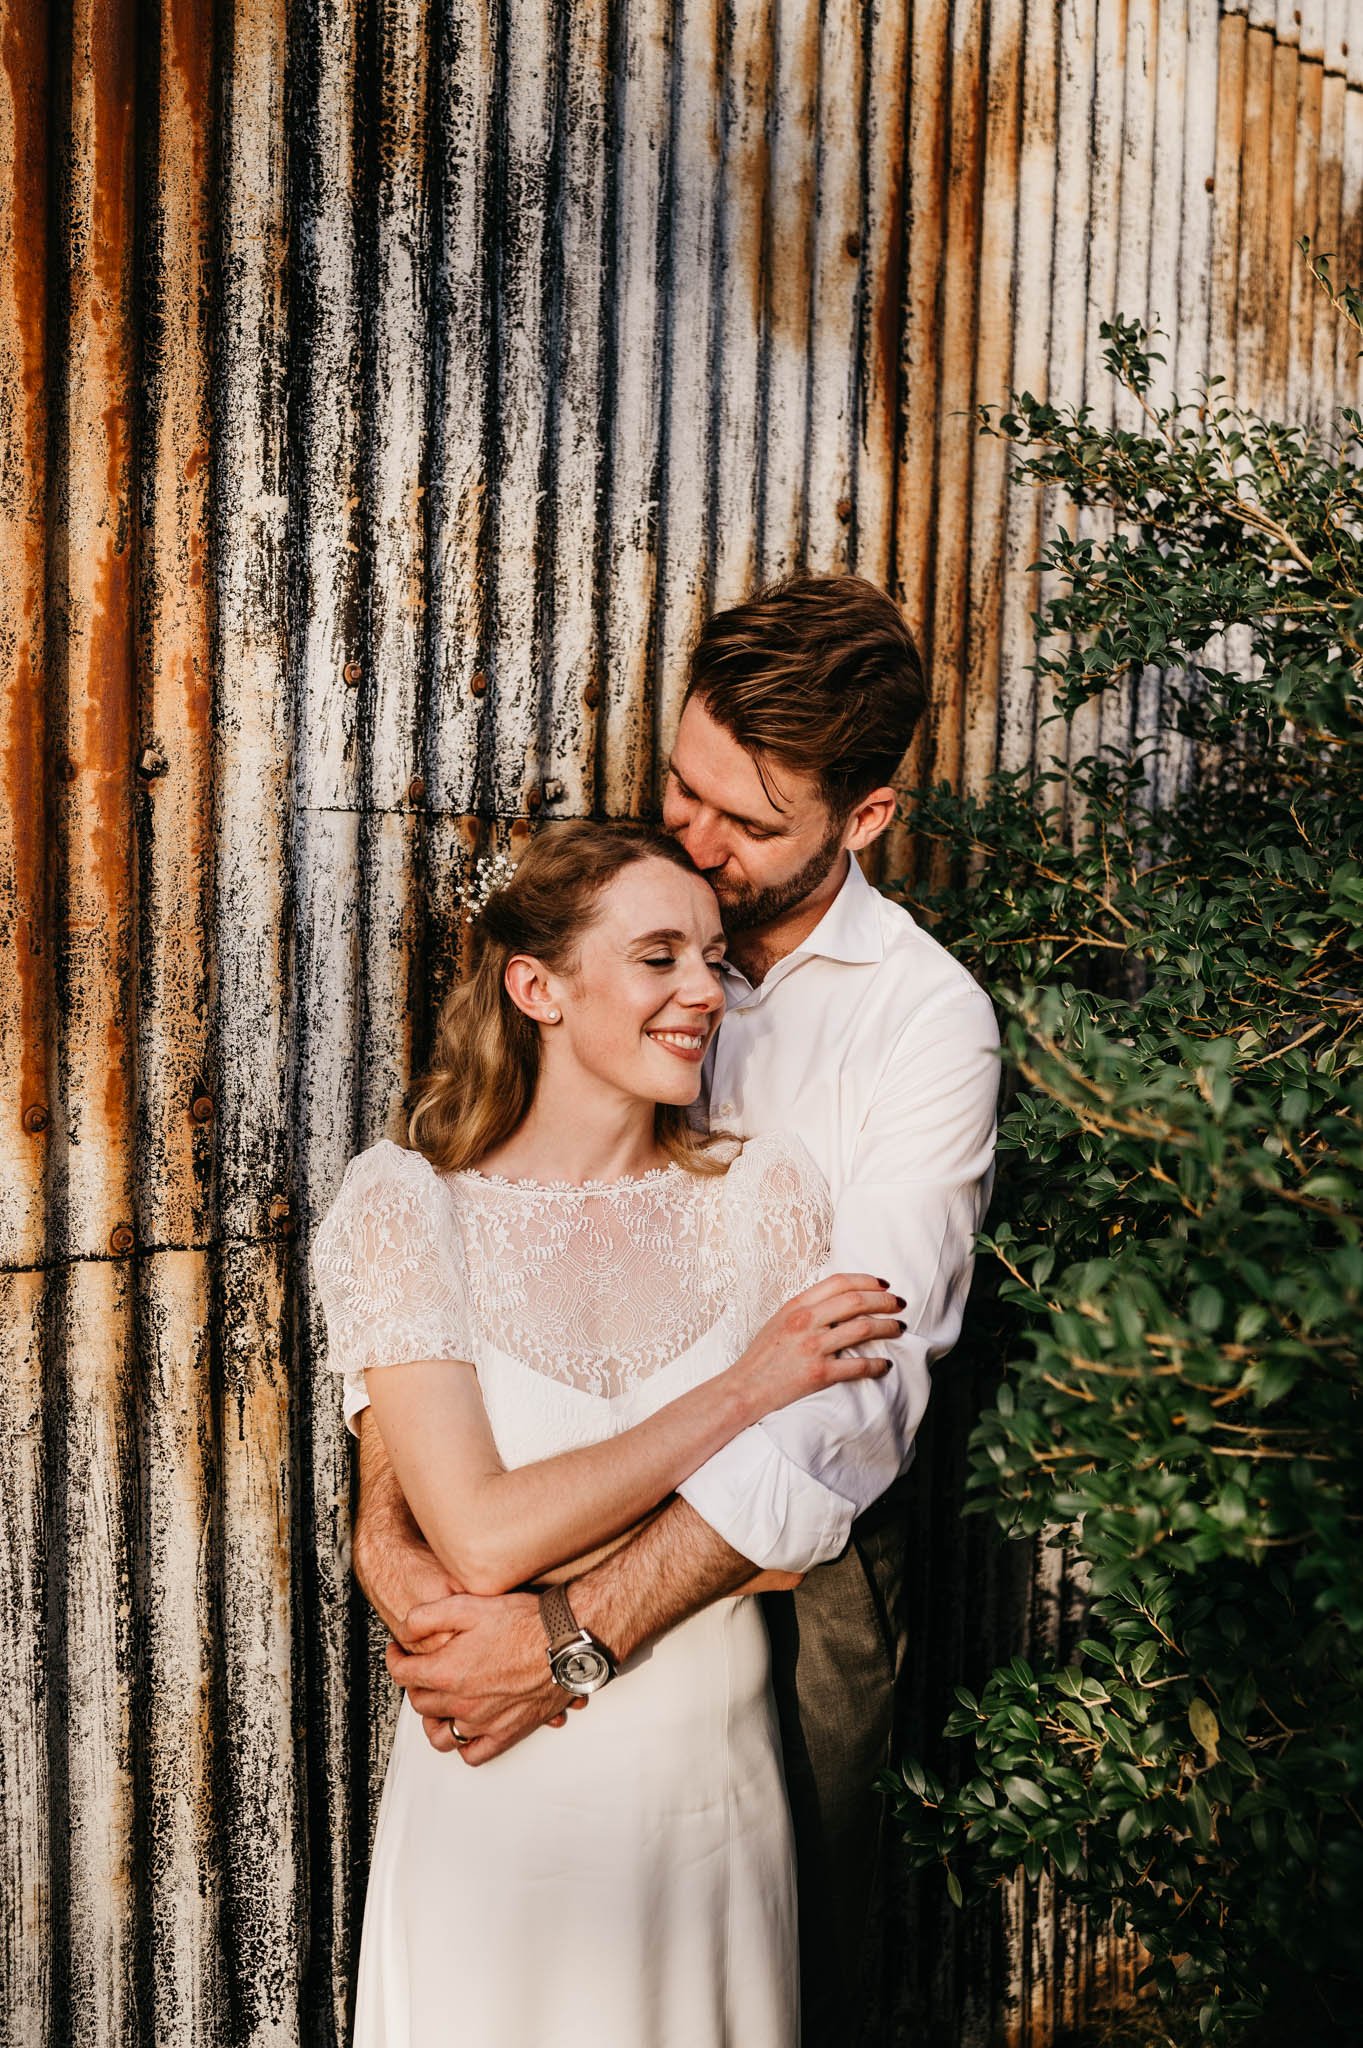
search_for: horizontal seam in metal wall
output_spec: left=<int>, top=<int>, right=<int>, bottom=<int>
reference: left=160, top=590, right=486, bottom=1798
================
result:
left=1252, top=25, right=1359, bottom=88
left=0, top=1234, right=304, bottom=1277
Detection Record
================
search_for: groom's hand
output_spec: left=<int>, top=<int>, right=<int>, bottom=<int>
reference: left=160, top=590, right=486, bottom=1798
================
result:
left=386, top=1591, right=584, bottom=1765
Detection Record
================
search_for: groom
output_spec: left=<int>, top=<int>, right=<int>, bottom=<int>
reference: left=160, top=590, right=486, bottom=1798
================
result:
left=348, top=574, right=999, bottom=2043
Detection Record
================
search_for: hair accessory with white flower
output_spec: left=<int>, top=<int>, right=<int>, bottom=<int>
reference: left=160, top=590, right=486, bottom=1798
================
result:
left=465, top=850, right=519, bottom=923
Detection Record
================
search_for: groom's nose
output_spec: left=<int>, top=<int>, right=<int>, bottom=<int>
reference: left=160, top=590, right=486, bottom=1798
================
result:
left=674, top=811, right=728, bottom=875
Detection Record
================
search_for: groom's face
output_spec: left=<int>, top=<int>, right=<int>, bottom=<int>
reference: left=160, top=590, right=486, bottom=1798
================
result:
left=663, top=696, right=847, bottom=935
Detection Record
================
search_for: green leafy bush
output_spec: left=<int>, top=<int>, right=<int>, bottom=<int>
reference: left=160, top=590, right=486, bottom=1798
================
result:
left=885, top=275, right=1363, bottom=2043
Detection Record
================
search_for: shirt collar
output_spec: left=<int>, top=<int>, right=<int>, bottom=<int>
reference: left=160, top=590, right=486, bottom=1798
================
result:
left=719, top=853, right=885, bottom=992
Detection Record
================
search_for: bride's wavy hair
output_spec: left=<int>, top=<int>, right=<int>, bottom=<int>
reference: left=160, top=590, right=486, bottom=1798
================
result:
left=408, top=822, right=732, bottom=1177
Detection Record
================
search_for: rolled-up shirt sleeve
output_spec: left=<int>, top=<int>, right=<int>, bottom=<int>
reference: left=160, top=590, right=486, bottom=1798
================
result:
left=677, top=982, right=1000, bottom=1572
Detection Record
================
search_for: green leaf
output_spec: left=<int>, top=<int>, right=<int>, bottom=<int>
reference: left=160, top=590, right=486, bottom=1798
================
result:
left=1188, top=1698, right=1220, bottom=1763
left=1002, top=1776, right=1050, bottom=1815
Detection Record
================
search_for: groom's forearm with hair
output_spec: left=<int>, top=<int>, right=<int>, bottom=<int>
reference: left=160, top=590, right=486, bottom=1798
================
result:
left=352, top=1411, right=459, bottom=1643
left=568, top=1497, right=798, bottom=1663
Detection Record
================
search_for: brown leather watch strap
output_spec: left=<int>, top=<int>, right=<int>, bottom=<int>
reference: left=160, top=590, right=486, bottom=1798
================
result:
left=538, top=1582, right=582, bottom=1653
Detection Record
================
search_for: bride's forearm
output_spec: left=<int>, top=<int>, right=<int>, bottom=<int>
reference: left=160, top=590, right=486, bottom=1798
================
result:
left=368, top=1361, right=764, bottom=1599
left=530, top=1503, right=670, bottom=1585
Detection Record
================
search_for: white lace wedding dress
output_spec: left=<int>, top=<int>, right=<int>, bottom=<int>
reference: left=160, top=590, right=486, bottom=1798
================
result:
left=312, top=1131, right=833, bottom=2048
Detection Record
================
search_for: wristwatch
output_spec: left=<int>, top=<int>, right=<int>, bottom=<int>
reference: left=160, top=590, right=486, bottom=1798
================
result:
left=538, top=1583, right=616, bottom=1696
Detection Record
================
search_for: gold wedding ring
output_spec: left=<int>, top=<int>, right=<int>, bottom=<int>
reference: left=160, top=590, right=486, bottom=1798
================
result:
left=447, top=1719, right=471, bottom=1746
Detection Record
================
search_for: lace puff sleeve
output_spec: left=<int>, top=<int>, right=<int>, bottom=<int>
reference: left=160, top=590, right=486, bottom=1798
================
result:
left=310, top=1140, right=474, bottom=1382
left=722, top=1132, right=834, bottom=1343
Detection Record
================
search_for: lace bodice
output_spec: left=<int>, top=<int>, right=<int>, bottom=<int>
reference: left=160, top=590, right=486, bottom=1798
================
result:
left=311, top=1135, right=832, bottom=1442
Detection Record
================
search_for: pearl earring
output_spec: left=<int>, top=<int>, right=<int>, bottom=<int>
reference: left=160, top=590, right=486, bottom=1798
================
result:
left=546, top=1008, right=560, bottom=1022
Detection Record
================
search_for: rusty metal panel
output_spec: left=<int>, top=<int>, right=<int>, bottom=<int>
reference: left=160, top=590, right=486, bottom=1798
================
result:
left=5, top=2, right=1362, bottom=2042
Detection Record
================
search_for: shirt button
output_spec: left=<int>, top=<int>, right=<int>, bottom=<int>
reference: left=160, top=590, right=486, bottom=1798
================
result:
left=714, top=1100, right=736, bottom=1118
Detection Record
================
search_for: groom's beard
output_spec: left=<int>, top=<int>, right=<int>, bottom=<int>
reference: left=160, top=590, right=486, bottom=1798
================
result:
left=706, top=816, right=847, bottom=936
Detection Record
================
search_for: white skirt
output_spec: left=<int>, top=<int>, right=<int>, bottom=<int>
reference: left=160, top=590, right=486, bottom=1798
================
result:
left=353, top=1595, right=799, bottom=2047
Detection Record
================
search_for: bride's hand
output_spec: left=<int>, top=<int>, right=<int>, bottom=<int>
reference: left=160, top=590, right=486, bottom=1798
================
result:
left=726, top=1271, right=903, bottom=1421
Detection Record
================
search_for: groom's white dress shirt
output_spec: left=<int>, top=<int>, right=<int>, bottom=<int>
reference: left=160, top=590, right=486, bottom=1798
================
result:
left=675, top=854, right=999, bottom=1573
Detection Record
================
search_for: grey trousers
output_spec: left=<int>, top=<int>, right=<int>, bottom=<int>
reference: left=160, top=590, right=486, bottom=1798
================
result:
left=762, top=1488, right=910, bottom=2048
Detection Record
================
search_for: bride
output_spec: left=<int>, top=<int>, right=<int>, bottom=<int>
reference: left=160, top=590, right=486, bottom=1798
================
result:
left=312, top=821, right=902, bottom=2047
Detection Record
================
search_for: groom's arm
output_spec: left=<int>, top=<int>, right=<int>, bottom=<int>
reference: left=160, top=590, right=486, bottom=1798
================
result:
left=675, top=979, right=1000, bottom=1571
left=350, top=1410, right=463, bottom=1647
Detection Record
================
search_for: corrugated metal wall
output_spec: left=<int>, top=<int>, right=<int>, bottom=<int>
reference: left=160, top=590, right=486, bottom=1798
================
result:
left=2, top=1, right=1359, bottom=2041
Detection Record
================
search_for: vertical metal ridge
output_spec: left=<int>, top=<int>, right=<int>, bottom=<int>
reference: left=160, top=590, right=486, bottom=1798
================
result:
left=650, top=0, right=720, bottom=791
left=0, top=3, right=56, bottom=2036
left=1079, top=0, right=1128, bottom=770
left=289, top=2, right=367, bottom=2028
left=854, top=0, right=911, bottom=597
left=427, top=0, right=496, bottom=820
left=137, top=2, right=223, bottom=2038
left=882, top=0, right=951, bottom=886
left=926, top=0, right=988, bottom=826
left=0, top=0, right=55, bottom=1273
left=762, top=0, right=820, bottom=583
left=804, top=0, right=864, bottom=575
left=1335, top=46, right=1363, bottom=413
left=1312, top=44, right=1345, bottom=435
left=995, top=1, right=1057, bottom=779
left=541, top=0, right=609, bottom=817
left=961, top=0, right=1022, bottom=803
left=212, top=2, right=304, bottom=2034
left=709, top=0, right=770, bottom=606
left=55, top=7, right=142, bottom=2040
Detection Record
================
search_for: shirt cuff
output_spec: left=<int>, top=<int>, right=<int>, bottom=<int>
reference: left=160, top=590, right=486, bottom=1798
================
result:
left=677, top=1426, right=858, bottom=1573
left=342, top=1372, right=370, bottom=1437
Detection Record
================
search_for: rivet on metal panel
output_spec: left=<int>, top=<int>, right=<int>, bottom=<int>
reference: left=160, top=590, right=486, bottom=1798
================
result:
left=836, top=497, right=853, bottom=525
left=1205, top=176, right=1215, bottom=193
left=189, top=1094, right=214, bottom=1125
left=408, top=776, right=426, bottom=803
left=267, top=1194, right=292, bottom=1229
left=526, top=787, right=544, bottom=813
left=138, top=745, right=168, bottom=778
left=21, top=1105, right=50, bottom=1135
left=583, top=681, right=601, bottom=709
left=844, top=231, right=862, bottom=257
left=469, top=669, right=488, bottom=697
left=110, top=1223, right=135, bottom=1255
left=343, top=660, right=363, bottom=685
left=57, top=754, right=78, bottom=782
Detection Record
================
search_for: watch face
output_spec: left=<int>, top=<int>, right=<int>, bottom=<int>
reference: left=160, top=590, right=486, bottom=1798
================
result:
left=553, top=1643, right=612, bottom=1694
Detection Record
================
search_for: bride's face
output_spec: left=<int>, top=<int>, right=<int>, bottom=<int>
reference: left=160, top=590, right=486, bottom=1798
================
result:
left=537, top=859, right=727, bottom=1107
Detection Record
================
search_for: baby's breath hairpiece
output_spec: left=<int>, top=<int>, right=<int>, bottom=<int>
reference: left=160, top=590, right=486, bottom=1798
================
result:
left=464, top=850, right=519, bottom=923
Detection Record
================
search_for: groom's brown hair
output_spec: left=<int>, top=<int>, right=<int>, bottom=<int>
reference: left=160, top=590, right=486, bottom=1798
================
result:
left=684, top=574, right=927, bottom=812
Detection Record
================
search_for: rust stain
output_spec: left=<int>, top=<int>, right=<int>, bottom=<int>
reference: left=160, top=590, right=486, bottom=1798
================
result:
left=83, top=534, right=135, bottom=933
left=90, top=0, right=137, bottom=311
left=5, top=641, right=52, bottom=1145
left=1, top=0, right=54, bottom=1174
left=168, top=0, right=213, bottom=176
